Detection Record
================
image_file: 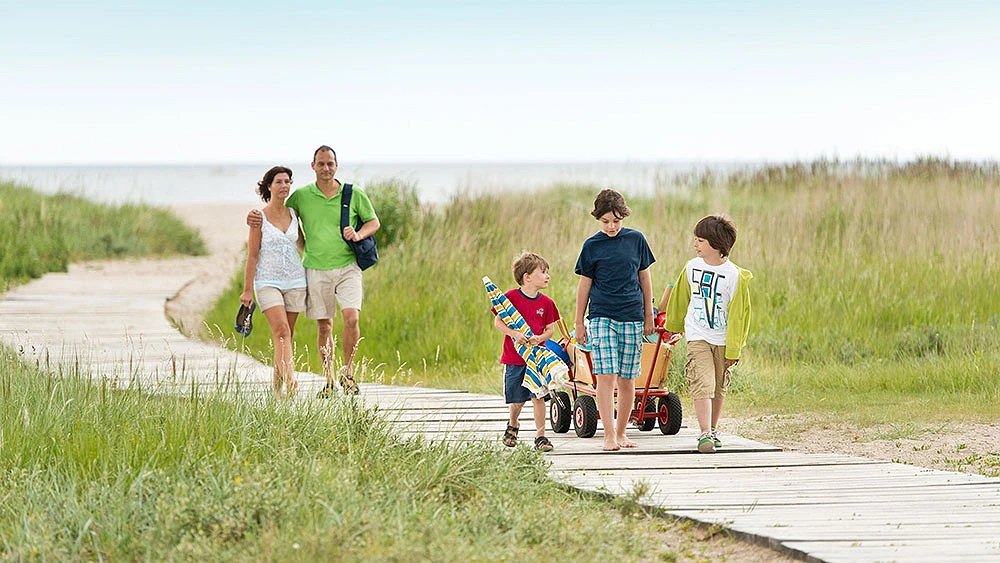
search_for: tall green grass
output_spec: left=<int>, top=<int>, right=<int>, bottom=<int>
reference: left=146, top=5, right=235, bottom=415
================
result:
left=205, top=159, right=1000, bottom=421
left=0, top=182, right=206, bottom=290
left=0, top=350, right=683, bottom=561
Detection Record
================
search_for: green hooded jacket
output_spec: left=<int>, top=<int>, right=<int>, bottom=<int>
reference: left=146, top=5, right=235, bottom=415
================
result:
left=663, top=262, right=753, bottom=360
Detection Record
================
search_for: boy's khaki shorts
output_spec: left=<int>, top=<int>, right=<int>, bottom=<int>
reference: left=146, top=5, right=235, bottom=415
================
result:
left=685, top=340, right=731, bottom=400
left=255, top=286, right=307, bottom=313
left=305, top=263, right=363, bottom=320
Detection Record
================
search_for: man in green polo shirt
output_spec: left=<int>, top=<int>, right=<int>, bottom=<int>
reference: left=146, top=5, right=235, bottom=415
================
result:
left=248, top=146, right=379, bottom=397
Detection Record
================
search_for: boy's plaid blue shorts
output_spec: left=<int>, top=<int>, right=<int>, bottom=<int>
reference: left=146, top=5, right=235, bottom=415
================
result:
left=588, top=317, right=643, bottom=379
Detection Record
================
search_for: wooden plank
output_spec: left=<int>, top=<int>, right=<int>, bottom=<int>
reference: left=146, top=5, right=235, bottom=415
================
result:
left=548, top=451, right=887, bottom=471
left=384, top=411, right=517, bottom=423
left=608, top=487, right=1000, bottom=512
left=783, top=540, right=1000, bottom=563
left=356, top=398, right=506, bottom=411
left=544, top=433, right=781, bottom=456
left=666, top=509, right=1000, bottom=542
left=551, top=460, right=993, bottom=480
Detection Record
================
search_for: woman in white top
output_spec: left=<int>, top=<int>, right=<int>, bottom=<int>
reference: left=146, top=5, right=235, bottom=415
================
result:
left=240, top=166, right=308, bottom=397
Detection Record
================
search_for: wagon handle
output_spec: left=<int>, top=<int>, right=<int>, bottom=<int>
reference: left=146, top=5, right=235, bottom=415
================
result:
left=556, top=318, right=573, bottom=343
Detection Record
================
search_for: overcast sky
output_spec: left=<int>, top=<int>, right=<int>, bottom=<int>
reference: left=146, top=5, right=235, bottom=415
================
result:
left=2, top=1, right=997, bottom=165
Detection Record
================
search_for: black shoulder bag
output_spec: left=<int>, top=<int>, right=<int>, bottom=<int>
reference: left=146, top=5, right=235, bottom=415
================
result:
left=341, top=183, right=379, bottom=270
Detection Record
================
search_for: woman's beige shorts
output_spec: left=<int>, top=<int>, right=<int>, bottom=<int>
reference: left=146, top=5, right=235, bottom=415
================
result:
left=254, top=286, right=307, bottom=313
left=684, top=340, right=732, bottom=400
left=305, top=263, right=363, bottom=319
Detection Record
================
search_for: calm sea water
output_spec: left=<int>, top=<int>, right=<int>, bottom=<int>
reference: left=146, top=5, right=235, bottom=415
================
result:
left=0, top=161, right=752, bottom=206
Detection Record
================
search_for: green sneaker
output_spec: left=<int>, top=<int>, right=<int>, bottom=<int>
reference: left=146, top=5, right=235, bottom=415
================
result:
left=711, top=428, right=722, bottom=449
left=698, top=432, right=716, bottom=453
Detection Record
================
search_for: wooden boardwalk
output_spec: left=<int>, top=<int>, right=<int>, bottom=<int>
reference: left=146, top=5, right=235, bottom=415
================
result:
left=2, top=264, right=1000, bottom=563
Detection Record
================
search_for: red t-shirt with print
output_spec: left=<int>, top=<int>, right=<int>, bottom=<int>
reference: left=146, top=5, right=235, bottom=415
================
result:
left=497, top=288, right=560, bottom=365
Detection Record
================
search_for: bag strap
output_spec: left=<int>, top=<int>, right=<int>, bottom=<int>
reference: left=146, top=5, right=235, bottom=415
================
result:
left=340, top=183, right=354, bottom=233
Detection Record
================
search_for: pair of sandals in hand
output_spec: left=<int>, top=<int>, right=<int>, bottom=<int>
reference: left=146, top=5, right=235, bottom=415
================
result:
left=235, top=302, right=255, bottom=337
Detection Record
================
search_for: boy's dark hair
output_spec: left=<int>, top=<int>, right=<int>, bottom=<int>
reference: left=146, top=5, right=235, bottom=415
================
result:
left=591, top=189, right=630, bottom=220
left=257, top=166, right=293, bottom=202
left=694, top=214, right=737, bottom=257
left=313, top=145, right=337, bottom=163
left=512, top=251, right=549, bottom=286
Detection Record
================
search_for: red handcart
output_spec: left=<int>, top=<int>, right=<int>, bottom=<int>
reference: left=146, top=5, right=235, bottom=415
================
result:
left=548, top=317, right=683, bottom=438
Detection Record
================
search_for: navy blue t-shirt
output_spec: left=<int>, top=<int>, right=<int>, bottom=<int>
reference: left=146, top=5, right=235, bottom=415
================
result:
left=574, top=227, right=655, bottom=322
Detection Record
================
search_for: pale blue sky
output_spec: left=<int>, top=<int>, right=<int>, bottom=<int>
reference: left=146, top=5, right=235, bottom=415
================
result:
left=2, top=1, right=997, bottom=164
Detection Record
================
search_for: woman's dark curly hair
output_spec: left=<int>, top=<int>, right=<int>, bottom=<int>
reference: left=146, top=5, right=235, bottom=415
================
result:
left=257, top=166, right=293, bottom=202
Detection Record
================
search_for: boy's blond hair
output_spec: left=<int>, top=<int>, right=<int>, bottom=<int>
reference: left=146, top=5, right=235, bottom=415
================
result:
left=512, top=251, right=549, bottom=286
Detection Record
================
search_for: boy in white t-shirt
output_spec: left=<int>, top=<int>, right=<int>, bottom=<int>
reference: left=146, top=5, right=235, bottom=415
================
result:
left=660, top=215, right=753, bottom=453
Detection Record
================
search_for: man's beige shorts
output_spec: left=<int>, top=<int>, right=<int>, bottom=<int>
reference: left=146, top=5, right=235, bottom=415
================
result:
left=305, top=263, right=363, bottom=320
left=685, top=340, right=732, bottom=400
left=255, top=286, right=307, bottom=313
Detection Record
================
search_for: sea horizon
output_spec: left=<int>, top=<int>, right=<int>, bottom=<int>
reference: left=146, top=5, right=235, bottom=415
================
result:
left=10, top=156, right=988, bottom=207
left=1, top=160, right=767, bottom=206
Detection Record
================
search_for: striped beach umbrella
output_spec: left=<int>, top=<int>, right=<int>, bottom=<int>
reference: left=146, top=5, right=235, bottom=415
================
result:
left=483, top=276, right=569, bottom=398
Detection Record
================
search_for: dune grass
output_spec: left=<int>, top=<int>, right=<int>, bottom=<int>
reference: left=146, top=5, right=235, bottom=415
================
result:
left=204, top=159, right=1000, bottom=424
left=0, top=181, right=206, bottom=290
left=0, top=350, right=689, bottom=561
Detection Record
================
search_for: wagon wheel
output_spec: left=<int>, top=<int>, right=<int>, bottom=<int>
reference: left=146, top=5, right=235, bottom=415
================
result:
left=636, top=396, right=657, bottom=432
left=657, top=392, right=683, bottom=435
left=550, top=391, right=572, bottom=434
left=573, top=395, right=598, bottom=438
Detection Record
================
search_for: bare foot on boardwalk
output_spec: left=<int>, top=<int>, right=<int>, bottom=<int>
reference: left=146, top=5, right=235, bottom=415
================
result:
left=602, top=439, right=620, bottom=451
left=618, top=436, right=638, bottom=448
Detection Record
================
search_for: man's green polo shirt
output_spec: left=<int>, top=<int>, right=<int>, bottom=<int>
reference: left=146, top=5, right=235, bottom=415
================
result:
left=286, top=180, right=377, bottom=270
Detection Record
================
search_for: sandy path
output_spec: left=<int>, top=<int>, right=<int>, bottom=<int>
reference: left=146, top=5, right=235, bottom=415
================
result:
left=163, top=203, right=251, bottom=336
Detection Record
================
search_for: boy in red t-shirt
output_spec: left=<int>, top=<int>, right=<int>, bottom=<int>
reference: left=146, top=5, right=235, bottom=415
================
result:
left=493, top=252, right=561, bottom=452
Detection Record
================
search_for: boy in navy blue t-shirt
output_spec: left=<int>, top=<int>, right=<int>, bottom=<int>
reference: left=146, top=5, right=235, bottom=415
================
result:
left=574, top=189, right=656, bottom=451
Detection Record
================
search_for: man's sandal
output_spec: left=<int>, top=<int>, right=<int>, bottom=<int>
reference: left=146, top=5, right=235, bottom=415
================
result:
left=340, top=374, right=359, bottom=396
left=502, top=425, right=519, bottom=447
left=316, top=382, right=336, bottom=399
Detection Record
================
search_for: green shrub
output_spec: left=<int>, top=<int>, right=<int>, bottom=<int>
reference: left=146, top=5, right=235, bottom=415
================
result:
left=366, top=178, right=421, bottom=248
